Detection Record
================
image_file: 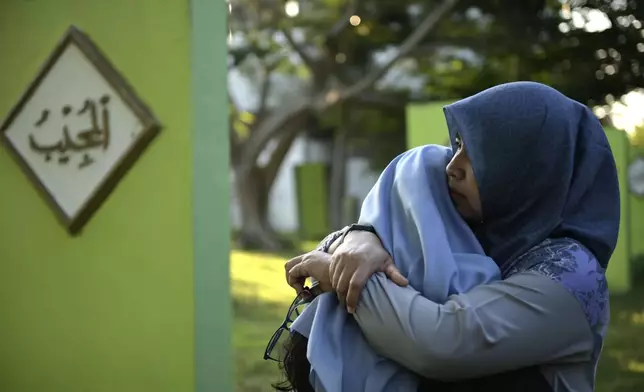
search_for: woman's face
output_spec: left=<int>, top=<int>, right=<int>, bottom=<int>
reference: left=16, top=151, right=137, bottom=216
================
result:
left=446, top=135, right=483, bottom=222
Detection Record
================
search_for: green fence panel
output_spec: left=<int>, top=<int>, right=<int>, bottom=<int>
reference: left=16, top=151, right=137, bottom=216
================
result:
left=295, top=163, right=330, bottom=240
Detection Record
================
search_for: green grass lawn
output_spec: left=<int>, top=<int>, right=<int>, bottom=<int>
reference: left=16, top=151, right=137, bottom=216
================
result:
left=231, top=248, right=304, bottom=392
left=231, top=249, right=644, bottom=392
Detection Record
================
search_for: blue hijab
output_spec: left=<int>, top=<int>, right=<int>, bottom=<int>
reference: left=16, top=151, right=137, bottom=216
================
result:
left=290, top=82, right=620, bottom=391
left=443, top=81, right=620, bottom=269
left=291, top=144, right=501, bottom=391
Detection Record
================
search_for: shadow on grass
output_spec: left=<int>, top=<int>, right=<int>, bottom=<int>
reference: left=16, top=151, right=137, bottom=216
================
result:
left=596, top=273, right=644, bottom=392
left=233, top=284, right=295, bottom=392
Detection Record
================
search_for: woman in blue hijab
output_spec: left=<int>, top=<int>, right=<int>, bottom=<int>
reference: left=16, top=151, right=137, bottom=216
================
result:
left=283, top=81, right=620, bottom=391
left=279, top=144, right=515, bottom=391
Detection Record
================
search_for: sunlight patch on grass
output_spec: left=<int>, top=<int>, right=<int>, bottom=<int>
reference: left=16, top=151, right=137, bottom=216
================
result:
left=627, top=360, right=644, bottom=373
left=231, top=250, right=295, bottom=305
left=231, top=249, right=299, bottom=392
left=631, top=311, right=644, bottom=326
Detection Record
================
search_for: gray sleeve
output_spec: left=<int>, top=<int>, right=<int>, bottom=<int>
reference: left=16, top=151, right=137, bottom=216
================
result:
left=352, top=271, right=594, bottom=381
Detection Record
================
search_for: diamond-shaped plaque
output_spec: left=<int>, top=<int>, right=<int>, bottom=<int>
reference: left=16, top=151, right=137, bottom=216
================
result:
left=0, top=25, right=161, bottom=235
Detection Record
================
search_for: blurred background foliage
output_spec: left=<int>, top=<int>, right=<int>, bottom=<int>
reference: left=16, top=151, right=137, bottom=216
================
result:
left=227, top=0, right=644, bottom=248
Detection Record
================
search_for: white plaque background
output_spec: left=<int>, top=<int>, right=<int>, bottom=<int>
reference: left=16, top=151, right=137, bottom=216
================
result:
left=5, top=43, right=145, bottom=220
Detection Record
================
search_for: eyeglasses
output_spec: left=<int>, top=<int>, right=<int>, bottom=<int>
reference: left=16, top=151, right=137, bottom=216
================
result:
left=263, top=287, right=317, bottom=362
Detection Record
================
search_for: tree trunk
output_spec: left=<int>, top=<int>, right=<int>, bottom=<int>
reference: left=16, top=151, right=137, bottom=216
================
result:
left=230, top=0, right=459, bottom=247
left=234, top=127, right=302, bottom=251
left=234, top=165, right=283, bottom=251
left=329, top=105, right=350, bottom=230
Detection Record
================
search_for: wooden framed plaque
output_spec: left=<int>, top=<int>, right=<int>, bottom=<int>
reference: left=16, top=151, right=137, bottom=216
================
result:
left=0, top=25, right=161, bottom=234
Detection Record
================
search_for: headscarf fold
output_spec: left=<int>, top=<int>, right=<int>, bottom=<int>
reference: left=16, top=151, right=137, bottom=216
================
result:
left=443, top=81, right=620, bottom=269
left=291, top=145, right=501, bottom=391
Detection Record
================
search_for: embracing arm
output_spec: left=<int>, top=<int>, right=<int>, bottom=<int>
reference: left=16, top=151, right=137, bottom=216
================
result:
left=307, top=229, right=595, bottom=380
left=352, top=270, right=594, bottom=381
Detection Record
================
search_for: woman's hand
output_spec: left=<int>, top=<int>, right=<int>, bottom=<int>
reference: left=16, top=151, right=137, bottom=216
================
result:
left=285, top=250, right=334, bottom=294
left=331, top=231, right=408, bottom=314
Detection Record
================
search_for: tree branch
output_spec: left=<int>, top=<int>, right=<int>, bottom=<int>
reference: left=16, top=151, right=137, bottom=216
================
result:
left=327, top=0, right=360, bottom=39
left=229, top=91, right=242, bottom=165
left=328, top=104, right=365, bottom=229
left=261, top=112, right=307, bottom=190
left=281, top=27, right=318, bottom=72
left=256, top=57, right=280, bottom=118
left=237, top=100, right=313, bottom=176
left=257, top=72, right=271, bottom=116
left=337, top=0, right=459, bottom=102
left=320, top=0, right=361, bottom=85
left=281, top=0, right=359, bottom=78
left=410, top=36, right=493, bottom=57
left=238, top=0, right=457, bottom=177
left=349, top=92, right=407, bottom=110
left=230, top=125, right=241, bottom=165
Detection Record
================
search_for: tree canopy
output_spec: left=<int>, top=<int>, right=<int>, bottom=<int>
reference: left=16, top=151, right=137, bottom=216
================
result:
left=227, top=0, right=644, bottom=249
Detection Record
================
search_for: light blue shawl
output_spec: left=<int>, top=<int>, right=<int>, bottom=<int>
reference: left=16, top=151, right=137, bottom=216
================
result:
left=290, top=144, right=501, bottom=391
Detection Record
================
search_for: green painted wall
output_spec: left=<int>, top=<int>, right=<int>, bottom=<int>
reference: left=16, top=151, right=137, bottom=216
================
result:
left=296, top=163, right=330, bottom=240
left=628, top=145, right=644, bottom=263
left=0, top=1, right=195, bottom=391
left=605, top=128, right=631, bottom=292
left=407, top=103, right=642, bottom=293
left=190, top=0, right=232, bottom=391
left=406, top=101, right=455, bottom=148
